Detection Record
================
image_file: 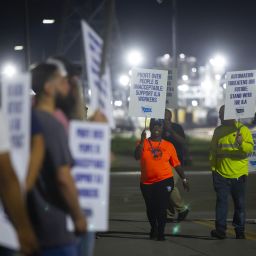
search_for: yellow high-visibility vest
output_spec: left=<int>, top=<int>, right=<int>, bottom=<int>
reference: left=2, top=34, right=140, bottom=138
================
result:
left=210, top=122, right=254, bottom=178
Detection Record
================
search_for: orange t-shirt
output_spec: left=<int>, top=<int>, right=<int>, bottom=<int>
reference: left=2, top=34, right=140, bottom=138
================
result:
left=140, top=139, right=180, bottom=184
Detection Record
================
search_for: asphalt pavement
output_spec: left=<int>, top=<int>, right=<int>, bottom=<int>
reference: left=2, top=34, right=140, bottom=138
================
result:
left=94, top=171, right=256, bottom=256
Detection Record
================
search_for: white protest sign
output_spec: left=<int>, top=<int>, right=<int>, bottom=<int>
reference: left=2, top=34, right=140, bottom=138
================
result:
left=1, top=74, right=31, bottom=182
left=249, top=128, right=256, bottom=172
left=0, top=213, right=19, bottom=249
left=81, top=20, right=115, bottom=128
left=0, top=73, right=31, bottom=249
left=128, top=68, right=168, bottom=118
left=69, top=121, right=110, bottom=231
left=166, top=69, right=178, bottom=109
left=224, top=70, right=256, bottom=120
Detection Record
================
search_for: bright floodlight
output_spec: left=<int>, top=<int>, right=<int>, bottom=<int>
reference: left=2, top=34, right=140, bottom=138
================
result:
left=215, top=74, right=221, bottom=81
left=201, top=78, right=211, bottom=88
left=114, top=100, right=123, bottom=107
left=182, top=75, right=189, bottom=81
left=119, top=74, right=130, bottom=86
left=163, top=53, right=170, bottom=60
left=179, top=53, right=186, bottom=59
left=42, top=19, right=55, bottom=24
left=127, top=50, right=143, bottom=66
left=192, top=67, right=197, bottom=73
left=178, top=84, right=189, bottom=92
left=2, top=64, right=17, bottom=78
left=14, top=45, right=24, bottom=51
left=192, top=100, right=198, bottom=107
left=210, top=55, right=226, bottom=69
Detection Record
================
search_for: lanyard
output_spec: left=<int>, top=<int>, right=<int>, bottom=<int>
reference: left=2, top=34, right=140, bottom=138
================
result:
left=148, top=139, right=162, bottom=159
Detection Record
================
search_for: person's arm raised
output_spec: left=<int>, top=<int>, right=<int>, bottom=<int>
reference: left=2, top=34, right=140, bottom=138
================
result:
left=134, top=129, right=146, bottom=160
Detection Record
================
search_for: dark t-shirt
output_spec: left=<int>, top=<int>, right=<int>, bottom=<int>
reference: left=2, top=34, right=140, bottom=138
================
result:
left=27, top=110, right=75, bottom=249
left=162, top=122, right=185, bottom=165
left=31, top=109, right=42, bottom=135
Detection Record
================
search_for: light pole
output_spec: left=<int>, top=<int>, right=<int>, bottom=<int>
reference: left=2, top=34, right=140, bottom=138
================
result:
left=24, top=0, right=31, bottom=70
left=171, top=0, right=179, bottom=122
left=172, top=0, right=177, bottom=68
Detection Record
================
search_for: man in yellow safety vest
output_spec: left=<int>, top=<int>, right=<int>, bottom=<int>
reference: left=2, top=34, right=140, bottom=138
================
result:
left=210, top=105, right=254, bottom=239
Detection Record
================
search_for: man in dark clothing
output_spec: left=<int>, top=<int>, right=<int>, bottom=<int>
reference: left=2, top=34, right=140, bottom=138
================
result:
left=163, top=109, right=189, bottom=221
left=27, top=63, right=86, bottom=256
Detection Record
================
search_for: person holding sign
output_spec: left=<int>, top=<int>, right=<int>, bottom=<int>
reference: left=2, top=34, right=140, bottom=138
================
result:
left=210, top=105, right=254, bottom=239
left=0, top=111, right=38, bottom=256
left=135, top=119, right=189, bottom=241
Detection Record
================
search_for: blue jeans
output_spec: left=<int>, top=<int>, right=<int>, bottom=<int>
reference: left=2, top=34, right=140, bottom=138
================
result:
left=77, top=232, right=95, bottom=256
left=40, top=244, right=78, bottom=256
left=213, top=171, right=247, bottom=234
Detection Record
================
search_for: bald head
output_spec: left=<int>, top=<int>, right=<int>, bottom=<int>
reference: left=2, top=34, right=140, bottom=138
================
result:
left=219, top=105, right=225, bottom=122
left=219, top=105, right=235, bottom=126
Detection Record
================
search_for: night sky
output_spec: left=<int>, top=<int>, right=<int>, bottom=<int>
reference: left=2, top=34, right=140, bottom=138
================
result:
left=1, top=0, right=256, bottom=72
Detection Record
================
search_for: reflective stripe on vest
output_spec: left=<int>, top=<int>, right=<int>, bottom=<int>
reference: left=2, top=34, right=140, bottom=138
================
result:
left=216, top=152, right=247, bottom=159
left=217, top=144, right=235, bottom=149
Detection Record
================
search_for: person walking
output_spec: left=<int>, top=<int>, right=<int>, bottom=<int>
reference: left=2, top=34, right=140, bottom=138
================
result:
left=27, top=63, right=86, bottom=255
left=163, top=109, right=190, bottom=221
left=210, top=105, right=254, bottom=239
left=135, top=118, right=189, bottom=241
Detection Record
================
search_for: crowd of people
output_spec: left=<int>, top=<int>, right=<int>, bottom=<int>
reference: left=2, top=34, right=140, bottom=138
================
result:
left=0, top=56, right=254, bottom=255
left=0, top=57, right=105, bottom=256
left=135, top=105, right=253, bottom=241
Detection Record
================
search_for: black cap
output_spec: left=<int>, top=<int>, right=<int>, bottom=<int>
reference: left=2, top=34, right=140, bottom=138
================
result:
left=149, top=118, right=164, bottom=129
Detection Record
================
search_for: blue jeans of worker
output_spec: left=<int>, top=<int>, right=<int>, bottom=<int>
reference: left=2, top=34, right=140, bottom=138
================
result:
left=77, top=232, right=95, bottom=256
left=213, top=171, right=247, bottom=234
left=40, top=243, right=78, bottom=256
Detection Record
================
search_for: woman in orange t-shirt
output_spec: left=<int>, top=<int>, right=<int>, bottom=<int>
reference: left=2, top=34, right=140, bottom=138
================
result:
left=135, top=119, right=189, bottom=241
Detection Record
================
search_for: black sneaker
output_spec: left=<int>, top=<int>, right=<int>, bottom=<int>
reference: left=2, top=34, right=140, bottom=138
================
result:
left=236, top=233, right=246, bottom=239
left=211, top=229, right=226, bottom=239
left=166, top=217, right=175, bottom=223
left=157, top=235, right=166, bottom=241
left=177, top=209, right=189, bottom=222
left=149, top=228, right=157, bottom=240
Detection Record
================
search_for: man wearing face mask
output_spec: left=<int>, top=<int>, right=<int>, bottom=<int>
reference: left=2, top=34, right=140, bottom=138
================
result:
left=135, top=119, right=189, bottom=241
